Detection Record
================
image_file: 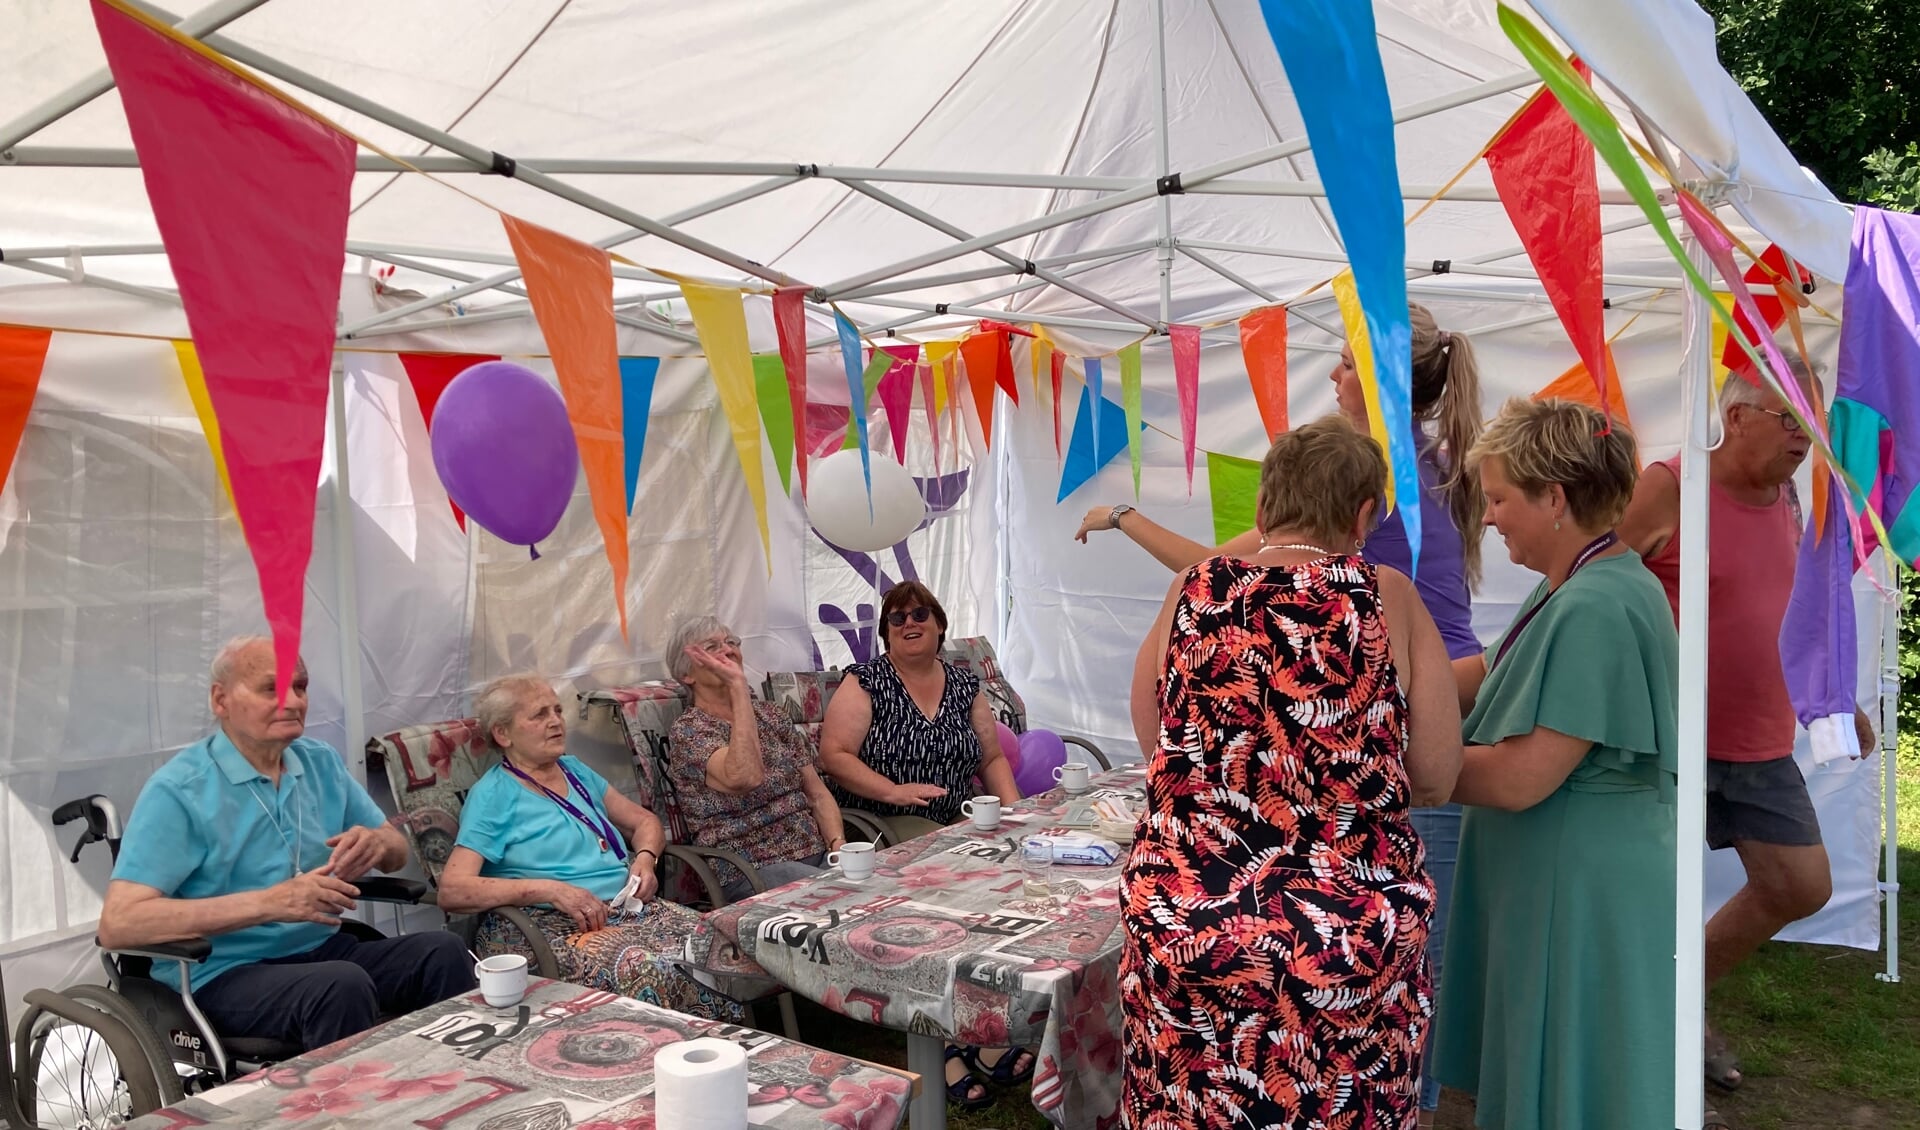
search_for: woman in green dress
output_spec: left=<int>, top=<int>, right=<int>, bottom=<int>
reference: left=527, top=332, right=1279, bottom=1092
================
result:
left=1435, top=398, right=1678, bottom=1129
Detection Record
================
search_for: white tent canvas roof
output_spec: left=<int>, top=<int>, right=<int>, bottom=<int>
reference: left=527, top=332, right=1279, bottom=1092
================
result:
left=0, top=3, right=1895, bottom=1125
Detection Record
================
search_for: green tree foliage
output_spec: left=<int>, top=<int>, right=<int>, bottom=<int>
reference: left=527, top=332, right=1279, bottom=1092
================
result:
left=1700, top=0, right=1918, bottom=733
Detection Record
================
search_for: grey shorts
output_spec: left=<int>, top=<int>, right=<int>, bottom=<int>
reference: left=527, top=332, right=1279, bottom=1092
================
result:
left=1705, top=756, right=1824, bottom=851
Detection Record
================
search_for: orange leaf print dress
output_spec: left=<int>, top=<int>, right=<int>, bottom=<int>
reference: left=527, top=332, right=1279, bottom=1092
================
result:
left=1119, top=556, right=1434, bottom=1129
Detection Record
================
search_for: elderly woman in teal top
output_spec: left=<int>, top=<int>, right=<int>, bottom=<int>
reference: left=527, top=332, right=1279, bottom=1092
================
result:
left=1436, top=398, right=1677, bottom=1130
left=438, top=674, right=742, bottom=1022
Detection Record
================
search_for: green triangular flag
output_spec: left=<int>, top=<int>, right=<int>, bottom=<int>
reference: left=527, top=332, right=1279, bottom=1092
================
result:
left=1207, top=451, right=1261, bottom=545
left=753, top=353, right=795, bottom=496
left=1120, top=342, right=1143, bottom=498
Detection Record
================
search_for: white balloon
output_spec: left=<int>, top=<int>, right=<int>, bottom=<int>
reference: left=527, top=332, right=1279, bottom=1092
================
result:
left=806, top=450, right=928, bottom=552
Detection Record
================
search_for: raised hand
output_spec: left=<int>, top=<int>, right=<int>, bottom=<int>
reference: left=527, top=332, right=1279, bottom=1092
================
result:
left=683, top=644, right=748, bottom=688
left=1073, top=505, right=1118, bottom=544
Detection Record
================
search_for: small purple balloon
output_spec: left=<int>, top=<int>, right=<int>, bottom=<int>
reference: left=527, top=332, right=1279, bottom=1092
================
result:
left=430, top=361, right=578, bottom=550
left=1014, top=729, right=1068, bottom=798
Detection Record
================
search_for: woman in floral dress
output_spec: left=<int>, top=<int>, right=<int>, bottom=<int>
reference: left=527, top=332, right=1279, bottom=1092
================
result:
left=1119, top=416, right=1463, bottom=1129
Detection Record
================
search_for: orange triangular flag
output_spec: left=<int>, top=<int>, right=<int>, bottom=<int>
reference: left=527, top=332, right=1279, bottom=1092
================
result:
left=0, top=327, right=51, bottom=496
left=1533, top=344, right=1631, bottom=430
left=502, top=215, right=629, bottom=639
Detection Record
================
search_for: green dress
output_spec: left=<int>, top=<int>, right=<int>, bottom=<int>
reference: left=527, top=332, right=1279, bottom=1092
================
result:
left=1434, top=552, right=1678, bottom=1129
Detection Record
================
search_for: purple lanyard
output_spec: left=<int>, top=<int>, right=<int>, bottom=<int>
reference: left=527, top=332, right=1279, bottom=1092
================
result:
left=504, top=761, right=626, bottom=861
left=1490, top=531, right=1619, bottom=671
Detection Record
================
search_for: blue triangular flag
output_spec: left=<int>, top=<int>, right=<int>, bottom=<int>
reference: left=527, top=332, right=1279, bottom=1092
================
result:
left=834, top=312, right=872, bottom=497
left=1057, top=386, right=1140, bottom=503
left=618, top=356, right=660, bottom=513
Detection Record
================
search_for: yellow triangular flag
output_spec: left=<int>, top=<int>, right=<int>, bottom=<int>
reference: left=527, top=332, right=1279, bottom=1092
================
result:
left=1329, top=271, right=1395, bottom=510
left=925, top=340, right=958, bottom=416
left=675, top=279, right=771, bottom=570
left=173, top=339, right=236, bottom=511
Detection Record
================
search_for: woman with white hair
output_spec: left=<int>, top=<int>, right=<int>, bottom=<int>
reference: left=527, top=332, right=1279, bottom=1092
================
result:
left=665, top=616, right=845, bottom=901
left=437, top=675, right=742, bottom=1021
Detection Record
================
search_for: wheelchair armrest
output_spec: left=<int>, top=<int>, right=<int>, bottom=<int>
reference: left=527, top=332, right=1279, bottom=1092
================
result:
left=101, top=936, right=212, bottom=964
left=356, top=876, right=429, bottom=904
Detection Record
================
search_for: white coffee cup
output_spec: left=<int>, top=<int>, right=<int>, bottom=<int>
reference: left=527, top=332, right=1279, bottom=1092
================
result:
left=827, top=841, right=877, bottom=880
left=475, top=953, right=529, bottom=1008
left=1053, top=761, right=1091, bottom=793
left=961, top=795, right=1002, bottom=829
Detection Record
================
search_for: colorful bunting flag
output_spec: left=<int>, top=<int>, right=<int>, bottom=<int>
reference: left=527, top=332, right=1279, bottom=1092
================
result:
left=835, top=313, right=872, bottom=492
left=1257, top=0, right=1419, bottom=574
left=618, top=356, right=659, bottom=512
left=1206, top=451, right=1263, bottom=545
left=680, top=280, right=772, bottom=568
left=1719, top=244, right=1813, bottom=372
left=0, top=327, right=51, bottom=499
left=772, top=287, right=811, bottom=495
left=877, top=343, right=920, bottom=459
left=1238, top=305, right=1290, bottom=439
left=917, top=358, right=940, bottom=473
left=93, top=0, right=354, bottom=702
left=1485, top=59, right=1609, bottom=422
left=1532, top=345, right=1632, bottom=429
left=1057, top=388, right=1142, bottom=503
left=399, top=352, right=498, bottom=529
left=1120, top=342, right=1144, bottom=498
left=960, top=330, right=1007, bottom=449
left=1331, top=271, right=1395, bottom=503
left=1170, top=326, right=1202, bottom=492
left=845, top=353, right=891, bottom=451
left=752, top=354, right=795, bottom=496
left=1031, top=337, right=1054, bottom=409
left=1085, top=357, right=1105, bottom=469
left=504, top=215, right=630, bottom=636
left=1050, top=351, right=1066, bottom=461
left=926, top=341, right=957, bottom=416
left=171, top=340, right=235, bottom=511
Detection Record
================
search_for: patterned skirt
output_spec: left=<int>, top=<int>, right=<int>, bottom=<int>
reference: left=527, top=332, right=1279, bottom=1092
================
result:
left=474, top=903, right=745, bottom=1024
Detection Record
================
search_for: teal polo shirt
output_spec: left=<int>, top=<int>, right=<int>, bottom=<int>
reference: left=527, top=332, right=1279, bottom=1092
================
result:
left=112, top=731, right=388, bottom=992
left=455, top=757, right=629, bottom=903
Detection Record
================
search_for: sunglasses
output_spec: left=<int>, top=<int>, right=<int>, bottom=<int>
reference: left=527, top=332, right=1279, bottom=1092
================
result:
left=886, top=607, right=934, bottom=627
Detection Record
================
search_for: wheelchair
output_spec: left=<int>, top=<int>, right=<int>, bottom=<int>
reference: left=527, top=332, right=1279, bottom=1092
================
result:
left=4, top=794, right=428, bottom=1128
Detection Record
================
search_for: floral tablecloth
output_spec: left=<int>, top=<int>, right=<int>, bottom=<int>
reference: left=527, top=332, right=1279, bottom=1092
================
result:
left=125, top=978, right=913, bottom=1130
left=688, top=765, right=1149, bottom=1130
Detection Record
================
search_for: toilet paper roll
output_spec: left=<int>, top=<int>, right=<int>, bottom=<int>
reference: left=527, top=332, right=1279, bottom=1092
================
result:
left=653, top=1037, right=749, bottom=1130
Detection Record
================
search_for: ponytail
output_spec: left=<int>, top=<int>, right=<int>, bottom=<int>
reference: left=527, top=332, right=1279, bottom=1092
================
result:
left=1408, top=304, right=1486, bottom=587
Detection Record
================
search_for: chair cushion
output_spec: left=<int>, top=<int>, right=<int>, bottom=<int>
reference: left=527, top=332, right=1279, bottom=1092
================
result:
left=583, top=684, right=716, bottom=907
left=365, top=719, right=495, bottom=885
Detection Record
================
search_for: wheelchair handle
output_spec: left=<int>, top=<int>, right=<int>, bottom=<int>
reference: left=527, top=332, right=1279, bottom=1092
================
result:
left=53, top=795, right=122, bottom=863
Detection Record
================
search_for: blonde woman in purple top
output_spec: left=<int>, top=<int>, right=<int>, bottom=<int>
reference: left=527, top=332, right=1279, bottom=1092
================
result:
left=1075, top=301, right=1484, bottom=1125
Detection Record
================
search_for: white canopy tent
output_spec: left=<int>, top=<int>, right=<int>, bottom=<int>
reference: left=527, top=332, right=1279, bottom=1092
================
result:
left=0, top=2, right=1898, bottom=1126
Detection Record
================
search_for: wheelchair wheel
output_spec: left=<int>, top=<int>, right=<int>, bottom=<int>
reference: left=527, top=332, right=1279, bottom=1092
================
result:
left=15, top=984, right=182, bottom=1127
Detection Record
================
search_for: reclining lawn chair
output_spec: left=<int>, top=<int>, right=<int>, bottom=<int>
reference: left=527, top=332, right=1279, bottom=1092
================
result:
left=368, top=718, right=749, bottom=976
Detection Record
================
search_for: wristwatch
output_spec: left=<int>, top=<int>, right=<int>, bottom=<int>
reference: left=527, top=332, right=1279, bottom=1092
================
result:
left=1109, top=503, right=1135, bottom=528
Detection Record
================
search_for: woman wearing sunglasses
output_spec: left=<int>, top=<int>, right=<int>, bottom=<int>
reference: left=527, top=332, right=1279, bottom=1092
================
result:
left=818, top=581, right=1020, bottom=836
left=818, top=579, right=1029, bottom=1111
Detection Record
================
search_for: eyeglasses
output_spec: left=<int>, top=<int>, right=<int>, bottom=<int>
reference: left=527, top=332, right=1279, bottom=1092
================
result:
left=696, top=636, right=741, bottom=652
left=1749, top=406, right=1802, bottom=433
left=886, top=607, right=934, bottom=627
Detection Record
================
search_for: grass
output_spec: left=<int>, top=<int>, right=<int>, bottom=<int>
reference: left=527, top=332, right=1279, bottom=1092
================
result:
left=790, top=737, right=1920, bottom=1130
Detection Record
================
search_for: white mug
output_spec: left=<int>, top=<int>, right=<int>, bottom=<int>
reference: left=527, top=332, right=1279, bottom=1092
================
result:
left=961, top=795, right=1002, bottom=830
left=828, top=841, right=877, bottom=880
left=1053, top=761, right=1091, bottom=793
left=475, top=953, right=529, bottom=1008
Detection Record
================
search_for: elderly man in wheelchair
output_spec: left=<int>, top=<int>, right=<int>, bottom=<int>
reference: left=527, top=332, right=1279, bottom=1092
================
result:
left=95, top=636, right=474, bottom=1066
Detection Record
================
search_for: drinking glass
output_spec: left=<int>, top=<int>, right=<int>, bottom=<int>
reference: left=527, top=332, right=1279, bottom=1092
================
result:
left=1019, top=835, right=1054, bottom=903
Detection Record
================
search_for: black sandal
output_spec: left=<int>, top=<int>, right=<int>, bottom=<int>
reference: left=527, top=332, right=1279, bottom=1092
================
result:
left=944, top=1045, right=992, bottom=1111
left=960, top=1045, right=1037, bottom=1087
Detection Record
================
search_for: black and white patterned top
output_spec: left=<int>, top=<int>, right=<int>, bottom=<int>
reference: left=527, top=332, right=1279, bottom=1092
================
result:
left=836, top=656, right=982, bottom=826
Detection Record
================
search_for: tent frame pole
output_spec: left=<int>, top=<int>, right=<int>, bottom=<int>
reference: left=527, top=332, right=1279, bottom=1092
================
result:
left=0, top=0, right=273, bottom=151
left=1153, top=0, right=1175, bottom=327
left=328, top=352, right=367, bottom=783
left=1878, top=563, right=1903, bottom=984
left=1675, top=231, right=1713, bottom=1130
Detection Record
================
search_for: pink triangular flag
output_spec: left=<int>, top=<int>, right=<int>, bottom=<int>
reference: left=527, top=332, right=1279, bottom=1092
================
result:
left=1170, top=324, right=1202, bottom=492
left=92, top=0, right=352, bottom=703
left=877, top=343, right=920, bottom=460
left=1050, top=351, right=1066, bottom=462
left=772, top=287, right=810, bottom=496
left=917, top=359, right=940, bottom=474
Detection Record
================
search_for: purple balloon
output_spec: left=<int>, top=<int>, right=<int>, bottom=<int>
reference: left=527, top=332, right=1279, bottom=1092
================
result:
left=1013, top=729, right=1068, bottom=798
left=430, top=361, right=578, bottom=550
